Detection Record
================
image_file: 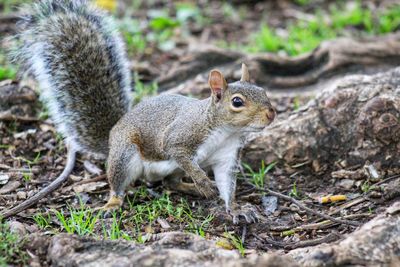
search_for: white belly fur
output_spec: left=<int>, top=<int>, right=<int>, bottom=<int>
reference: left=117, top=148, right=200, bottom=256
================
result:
left=142, top=126, right=242, bottom=182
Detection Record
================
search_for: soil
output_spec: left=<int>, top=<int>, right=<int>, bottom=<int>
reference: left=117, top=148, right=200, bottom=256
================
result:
left=0, top=1, right=399, bottom=266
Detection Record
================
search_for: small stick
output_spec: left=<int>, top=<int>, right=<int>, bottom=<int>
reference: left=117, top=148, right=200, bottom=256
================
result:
left=320, top=174, right=400, bottom=219
left=72, top=174, right=106, bottom=186
left=255, top=232, right=341, bottom=250
left=277, top=213, right=372, bottom=236
left=1, top=148, right=77, bottom=218
left=245, top=183, right=361, bottom=227
left=370, top=173, right=400, bottom=187
left=0, top=113, right=39, bottom=122
left=241, top=225, right=247, bottom=244
left=264, top=187, right=360, bottom=226
left=287, top=232, right=341, bottom=249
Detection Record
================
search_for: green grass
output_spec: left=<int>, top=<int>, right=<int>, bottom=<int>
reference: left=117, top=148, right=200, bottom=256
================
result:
left=246, top=3, right=400, bottom=56
left=0, top=0, right=32, bottom=14
left=361, top=180, right=371, bottom=193
left=224, top=231, right=245, bottom=257
left=293, top=96, right=301, bottom=111
left=294, top=0, right=312, bottom=6
left=0, top=144, right=12, bottom=149
left=53, top=202, right=101, bottom=236
left=22, top=172, right=32, bottom=182
left=118, top=2, right=209, bottom=55
left=289, top=181, right=299, bottom=198
left=118, top=18, right=148, bottom=55
left=102, top=212, right=133, bottom=241
left=186, top=213, right=214, bottom=238
left=243, top=161, right=276, bottom=189
left=132, top=72, right=158, bottom=103
left=126, top=188, right=214, bottom=240
left=32, top=188, right=214, bottom=243
left=33, top=213, right=52, bottom=230
left=17, top=152, right=41, bottom=165
left=0, top=221, right=28, bottom=266
left=15, top=152, right=41, bottom=182
left=0, top=66, right=17, bottom=80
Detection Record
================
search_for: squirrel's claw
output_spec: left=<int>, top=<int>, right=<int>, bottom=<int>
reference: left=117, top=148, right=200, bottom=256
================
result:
left=102, top=195, right=123, bottom=218
left=228, top=203, right=259, bottom=224
left=194, top=178, right=218, bottom=199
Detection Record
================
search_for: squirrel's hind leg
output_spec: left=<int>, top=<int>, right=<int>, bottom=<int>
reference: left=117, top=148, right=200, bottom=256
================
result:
left=163, top=175, right=205, bottom=197
left=104, top=144, right=143, bottom=212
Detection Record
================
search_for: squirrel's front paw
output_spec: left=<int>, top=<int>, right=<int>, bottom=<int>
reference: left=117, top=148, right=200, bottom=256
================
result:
left=228, top=203, right=259, bottom=224
left=194, top=178, right=218, bottom=199
left=102, top=195, right=124, bottom=218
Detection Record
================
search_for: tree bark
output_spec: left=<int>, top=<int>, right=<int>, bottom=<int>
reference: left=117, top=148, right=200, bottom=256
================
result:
left=158, top=33, right=400, bottom=92
left=287, top=201, right=400, bottom=267
left=25, top=202, right=400, bottom=267
left=242, top=67, right=400, bottom=174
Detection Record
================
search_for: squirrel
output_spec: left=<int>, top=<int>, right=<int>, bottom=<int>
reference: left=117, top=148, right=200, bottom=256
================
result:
left=1, top=0, right=276, bottom=223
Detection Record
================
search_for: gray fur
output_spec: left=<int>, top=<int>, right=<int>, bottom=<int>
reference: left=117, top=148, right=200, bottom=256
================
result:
left=13, top=0, right=131, bottom=157
left=106, top=78, right=276, bottom=221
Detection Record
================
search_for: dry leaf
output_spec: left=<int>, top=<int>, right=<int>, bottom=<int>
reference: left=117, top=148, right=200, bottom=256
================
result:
left=73, top=182, right=107, bottom=193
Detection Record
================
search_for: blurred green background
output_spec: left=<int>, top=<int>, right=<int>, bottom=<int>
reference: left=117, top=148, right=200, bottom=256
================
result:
left=1, top=0, right=399, bottom=82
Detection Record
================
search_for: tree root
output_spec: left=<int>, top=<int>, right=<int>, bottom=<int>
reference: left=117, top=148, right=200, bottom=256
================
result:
left=158, top=33, right=400, bottom=91
left=242, top=67, right=400, bottom=174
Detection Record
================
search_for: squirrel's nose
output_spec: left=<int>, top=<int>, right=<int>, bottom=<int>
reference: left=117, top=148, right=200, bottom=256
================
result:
left=266, top=107, right=276, bottom=121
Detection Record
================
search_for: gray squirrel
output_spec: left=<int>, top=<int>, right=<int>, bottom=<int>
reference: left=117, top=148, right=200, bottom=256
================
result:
left=1, top=0, right=276, bottom=223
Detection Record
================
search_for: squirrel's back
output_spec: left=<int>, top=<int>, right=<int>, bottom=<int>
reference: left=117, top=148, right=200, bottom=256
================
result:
left=14, top=0, right=131, bottom=156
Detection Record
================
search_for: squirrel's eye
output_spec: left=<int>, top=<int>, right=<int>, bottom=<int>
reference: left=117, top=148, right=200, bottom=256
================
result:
left=232, top=97, right=244, bottom=108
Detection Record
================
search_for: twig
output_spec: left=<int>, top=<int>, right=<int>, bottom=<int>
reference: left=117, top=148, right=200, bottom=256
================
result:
left=275, top=213, right=372, bottom=236
left=255, top=234, right=284, bottom=247
left=256, top=232, right=341, bottom=250
left=321, top=174, right=400, bottom=219
left=72, top=174, right=107, bottom=186
left=241, top=225, right=247, bottom=244
left=287, top=232, right=341, bottom=249
left=265, top=187, right=360, bottom=226
left=0, top=112, right=39, bottom=122
left=269, top=213, right=369, bottom=232
left=60, top=174, right=107, bottom=193
left=245, top=182, right=361, bottom=226
left=326, top=197, right=367, bottom=217
left=371, top=173, right=400, bottom=187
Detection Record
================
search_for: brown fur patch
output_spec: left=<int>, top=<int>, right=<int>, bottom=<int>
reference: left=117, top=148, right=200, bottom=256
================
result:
left=129, top=132, right=146, bottom=159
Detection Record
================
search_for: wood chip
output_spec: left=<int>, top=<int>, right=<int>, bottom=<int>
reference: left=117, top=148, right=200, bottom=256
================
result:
left=319, top=195, right=347, bottom=204
left=157, top=218, right=171, bottom=229
left=0, top=173, right=10, bottom=185
left=83, top=161, right=103, bottom=175
left=0, top=180, right=21, bottom=194
left=72, top=181, right=108, bottom=193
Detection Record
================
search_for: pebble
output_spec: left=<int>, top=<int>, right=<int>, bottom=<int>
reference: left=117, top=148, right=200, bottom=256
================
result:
left=261, top=195, right=278, bottom=216
left=336, top=179, right=354, bottom=190
left=0, top=173, right=10, bottom=185
left=9, top=221, right=27, bottom=237
left=17, top=191, right=27, bottom=200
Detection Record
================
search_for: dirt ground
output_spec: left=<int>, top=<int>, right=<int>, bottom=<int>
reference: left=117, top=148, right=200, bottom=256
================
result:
left=1, top=1, right=400, bottom=266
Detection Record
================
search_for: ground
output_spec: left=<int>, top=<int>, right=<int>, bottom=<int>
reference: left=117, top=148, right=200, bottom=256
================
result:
left=0, top=0, right=400, bottom=266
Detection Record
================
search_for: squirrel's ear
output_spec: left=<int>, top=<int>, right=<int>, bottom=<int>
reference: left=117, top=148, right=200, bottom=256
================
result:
left=208, top=70, right=227, bottom=101
left=240, top=63, right=250, bottom=82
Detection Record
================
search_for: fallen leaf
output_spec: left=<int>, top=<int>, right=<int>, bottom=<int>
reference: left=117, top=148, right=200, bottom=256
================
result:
left=0, top=180, right=21, bottom=194
left=319, top=195, right=347, bottom=204
left=215, top=238, right=234, bottom=250
left=0, top=173, right=10, bottom=185
left=261, top=195, right=278, bottom=215
left=13, top=129, right=37, bottom=139
left=39, top=124, right=56, bottom=133
left=157, top=217, right=171, bottom=229
left=73, top=182, right=108, bottom=193
left=83, top=161, right=102, bottom=175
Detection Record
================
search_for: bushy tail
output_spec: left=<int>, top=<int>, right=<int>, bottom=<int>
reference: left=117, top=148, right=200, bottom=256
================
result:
left=14, top=0, right=132, bottom=157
